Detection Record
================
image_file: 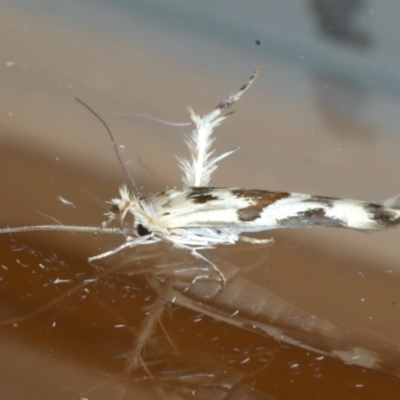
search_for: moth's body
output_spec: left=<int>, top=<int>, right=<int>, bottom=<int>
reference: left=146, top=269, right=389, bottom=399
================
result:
left=1, top=69, right=400, bottom=378
left=0, top=70, right=400, bottom=282
left=118, top=186, right=400, bottom=254
left=2, top=68, right=400, bottom=285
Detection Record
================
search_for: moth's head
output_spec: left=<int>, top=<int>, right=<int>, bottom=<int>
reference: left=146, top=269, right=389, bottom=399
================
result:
left=101, top=184, right=135, bottom=230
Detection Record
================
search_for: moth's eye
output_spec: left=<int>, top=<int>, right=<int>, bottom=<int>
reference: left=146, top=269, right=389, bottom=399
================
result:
left=137, top=223, right=151, bottom=237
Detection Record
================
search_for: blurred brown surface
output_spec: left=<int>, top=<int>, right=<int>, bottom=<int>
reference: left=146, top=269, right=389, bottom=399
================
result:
left=1, top=138, right=400, bottom=399
left=1, top=2, right=400, bottom=399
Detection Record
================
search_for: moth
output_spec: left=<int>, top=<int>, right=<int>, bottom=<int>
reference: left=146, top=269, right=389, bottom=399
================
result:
left=1, top=69, right=400, bottom=291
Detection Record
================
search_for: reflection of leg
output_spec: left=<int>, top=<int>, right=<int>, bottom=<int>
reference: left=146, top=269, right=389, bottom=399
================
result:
left=123, top=280, right=174, bottom=375
left=139, top=340, right=275, bottom=400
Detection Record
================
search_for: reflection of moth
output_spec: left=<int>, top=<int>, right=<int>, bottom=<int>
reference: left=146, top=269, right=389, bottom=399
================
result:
left=2, top=70, right=400, bottom=389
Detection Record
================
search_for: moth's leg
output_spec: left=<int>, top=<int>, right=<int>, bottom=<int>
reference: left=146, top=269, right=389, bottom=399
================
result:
left=123, top=282, right=173, bottom=372
left=88, top=234, right=155, bottom=262
left=190, top=249, right=226, bottom=291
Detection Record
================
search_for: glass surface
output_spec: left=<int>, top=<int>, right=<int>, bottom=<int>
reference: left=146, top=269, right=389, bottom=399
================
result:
left=1, top=1, right=400, bottom=398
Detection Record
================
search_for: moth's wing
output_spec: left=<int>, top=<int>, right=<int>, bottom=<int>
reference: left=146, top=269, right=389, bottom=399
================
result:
left=145, top=187, right=299, bottom=232
left=145, top=188, right=400, bottom=233
left=144, top=188, right=251, bottom=229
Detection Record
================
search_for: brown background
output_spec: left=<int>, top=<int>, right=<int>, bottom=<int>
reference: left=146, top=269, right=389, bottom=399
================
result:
left=1, top=2, right=400, bottom=399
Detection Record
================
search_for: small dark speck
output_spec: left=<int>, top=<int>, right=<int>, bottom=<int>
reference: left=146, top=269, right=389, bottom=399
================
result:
left=110, top=204, right=119, bottom=213
left=255, top=39, right=261, bottom=45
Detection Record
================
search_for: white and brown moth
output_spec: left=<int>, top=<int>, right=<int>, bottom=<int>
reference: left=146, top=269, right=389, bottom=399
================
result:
left=3, top=70, right=400, bottom=392
left=1, top=69, right=400, bottom=291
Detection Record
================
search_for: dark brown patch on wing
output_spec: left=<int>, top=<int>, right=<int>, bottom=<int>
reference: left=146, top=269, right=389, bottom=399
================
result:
left=232, top=190, right=290, bottom=222
left=364, top=203, right=400, bottom=227
left=237, top=206, right=263, bottom=221
left=231, top=189, right=290, bottom=202
left=278, top=207, right=344, bottom=228
left=303, top=195, right=336, bottom=207
left=187, top=187, right=219, bottom=204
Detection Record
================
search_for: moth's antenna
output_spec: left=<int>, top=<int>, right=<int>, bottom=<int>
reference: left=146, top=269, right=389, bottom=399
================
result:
left=0, top=224, right=122, bottom=235
left=109, top=111, right=191, bottom=127
left=75, top=98, right=139, bottom=195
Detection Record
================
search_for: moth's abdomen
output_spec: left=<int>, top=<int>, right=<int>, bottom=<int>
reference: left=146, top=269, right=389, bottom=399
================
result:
left=247, top=193, right=400, bottom=231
